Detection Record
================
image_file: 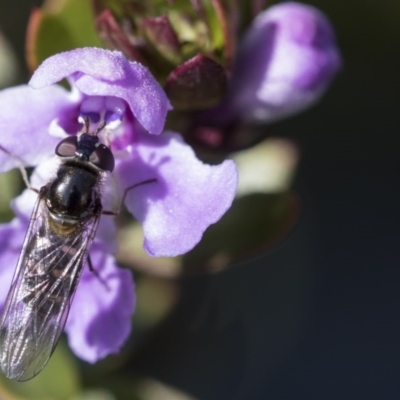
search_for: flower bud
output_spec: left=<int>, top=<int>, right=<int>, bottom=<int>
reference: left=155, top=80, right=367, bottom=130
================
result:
left=93, top=0, right=239, bottom=110
left=230, top=2, right=342, bottom=123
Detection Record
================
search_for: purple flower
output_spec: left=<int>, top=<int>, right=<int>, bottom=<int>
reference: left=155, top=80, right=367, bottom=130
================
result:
left=0, top=48, right=238, bottom=363
left=190, top=2, right=342, bottom=152
left=230, top=2, right=342, bottom=123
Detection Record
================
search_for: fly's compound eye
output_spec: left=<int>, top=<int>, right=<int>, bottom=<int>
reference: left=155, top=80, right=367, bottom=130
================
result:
left=55, top=136, right=78, bottom=157
left=89, top=144, right=115, bottom=172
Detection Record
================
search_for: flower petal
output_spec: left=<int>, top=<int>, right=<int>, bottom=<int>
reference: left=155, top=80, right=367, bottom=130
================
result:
left=116, top=131, right=238, bottom=257
left=29, top=48, right=171, bottom=135
left=65, top=244, right=135, bottom=363
left=29, top=48, right=132, bottom=86
left=231, top=2, right=342, bottom=123
left=0, top=85, right=78, bottom=173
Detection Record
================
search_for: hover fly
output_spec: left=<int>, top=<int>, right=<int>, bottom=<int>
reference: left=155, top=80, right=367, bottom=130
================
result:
left=0, top=118, right=153, bottom=381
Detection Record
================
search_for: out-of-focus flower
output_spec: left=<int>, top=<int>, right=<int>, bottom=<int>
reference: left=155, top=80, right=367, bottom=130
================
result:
left=0, top=47, right=238, bottom=362
left=229, top=2, right=342, bottom=123
left=190, top=2, right=342, bottom=152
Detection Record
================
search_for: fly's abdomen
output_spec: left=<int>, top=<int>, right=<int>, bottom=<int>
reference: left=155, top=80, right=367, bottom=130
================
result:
left=22, top=224, right=82, bottom=316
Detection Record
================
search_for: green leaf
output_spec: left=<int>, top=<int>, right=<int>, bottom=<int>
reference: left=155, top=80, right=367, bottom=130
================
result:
left=70, top=389, right=116, bottom=400
left=181, top=192, right=300, bottom=273
left=1, top=340, right=80, bottom=400
left=0, top=170, right=22, bottom=222
left=27, top=0, right=104, bottom=70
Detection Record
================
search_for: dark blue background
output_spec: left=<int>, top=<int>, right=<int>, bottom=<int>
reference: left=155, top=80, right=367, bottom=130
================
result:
left=1, top=1, right=399, bottom=399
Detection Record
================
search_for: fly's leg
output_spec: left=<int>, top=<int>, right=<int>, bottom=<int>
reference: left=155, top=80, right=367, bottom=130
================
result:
left=102, top=178, right=157, bottom=216
left=94, top=179, right=157, bottom=286
left=87, top=254, right=110, bottom=291
left=0, top=144, right=39, bottom=193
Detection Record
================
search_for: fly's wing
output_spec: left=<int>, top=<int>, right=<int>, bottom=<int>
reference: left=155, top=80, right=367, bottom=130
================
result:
left=0, top=193, right=100, bottom=381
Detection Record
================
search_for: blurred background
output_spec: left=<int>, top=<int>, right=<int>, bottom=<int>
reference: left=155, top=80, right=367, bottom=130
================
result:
left=0, top=0, right=399, bottom=399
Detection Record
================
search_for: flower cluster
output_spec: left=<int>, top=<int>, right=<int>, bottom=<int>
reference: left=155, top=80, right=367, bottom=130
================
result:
left=0, top=48, right=238, bottom=362
left=0, top=0, right=342, bottom=370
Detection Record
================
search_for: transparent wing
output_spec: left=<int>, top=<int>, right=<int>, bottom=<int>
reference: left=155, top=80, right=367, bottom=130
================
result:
left=0, top=192, right=100, bottom=381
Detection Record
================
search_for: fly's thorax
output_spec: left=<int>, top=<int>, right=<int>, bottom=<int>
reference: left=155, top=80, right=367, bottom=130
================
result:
left=48, top=212, right=80, bottom=235
left=46, top=160, right=102, bottom=220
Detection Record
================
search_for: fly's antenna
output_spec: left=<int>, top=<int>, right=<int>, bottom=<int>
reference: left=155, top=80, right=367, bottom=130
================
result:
left=94, top=121, right=106, bottom=136
left=82, top=116, right=106, bottom=137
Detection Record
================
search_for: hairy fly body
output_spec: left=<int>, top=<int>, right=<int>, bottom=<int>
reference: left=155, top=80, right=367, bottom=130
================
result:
left=0, top=119, right=115, bottom=381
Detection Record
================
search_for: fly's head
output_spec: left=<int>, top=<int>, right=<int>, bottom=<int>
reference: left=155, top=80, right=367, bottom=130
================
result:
left=55, top=117, right=115, bottom=173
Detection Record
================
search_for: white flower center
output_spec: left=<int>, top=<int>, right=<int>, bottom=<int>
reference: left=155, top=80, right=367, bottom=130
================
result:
left=79, top=96, right=127, bottom=132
